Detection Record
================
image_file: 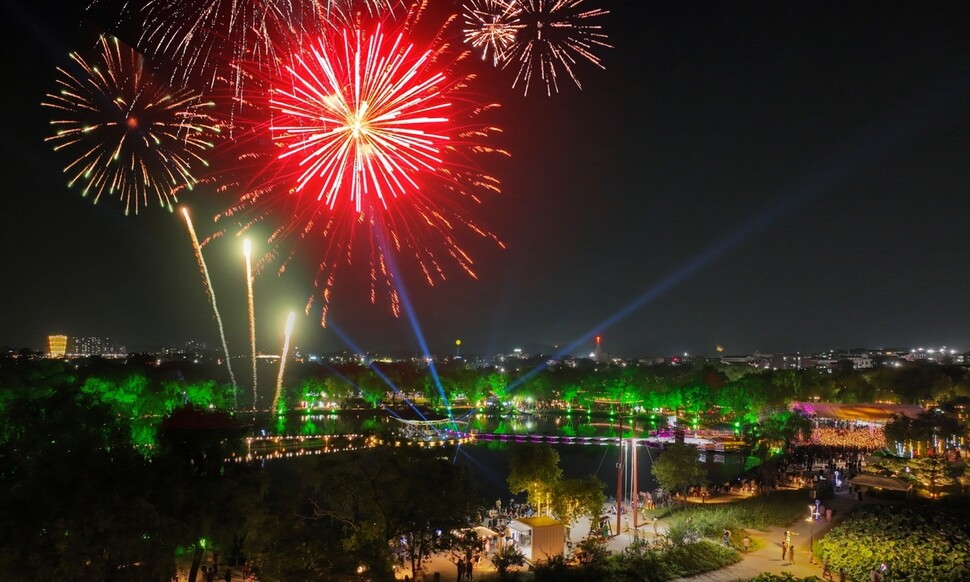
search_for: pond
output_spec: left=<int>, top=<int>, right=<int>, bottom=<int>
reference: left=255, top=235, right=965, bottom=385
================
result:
left=245, top=409, right=753, bottom=502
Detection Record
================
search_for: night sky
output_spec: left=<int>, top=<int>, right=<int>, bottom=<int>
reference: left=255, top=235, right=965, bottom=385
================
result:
left=3, top=1, right=970, bottom=358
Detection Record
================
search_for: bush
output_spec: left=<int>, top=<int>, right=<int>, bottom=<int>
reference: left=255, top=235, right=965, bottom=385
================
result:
left=748, top=575, right=823, bottom=582
left=814, top=503, right=970, bottom=581
left=668, top=489, right=813, bottom=540
left=533, top=539, right=740, bottom=582
left=657, top=540, right=742, bottom=579
left=491, top=545, right=527, bottom=578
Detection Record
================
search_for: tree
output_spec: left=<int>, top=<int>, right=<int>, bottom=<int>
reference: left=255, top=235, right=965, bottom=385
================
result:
left=909, top=456, right=958, bottom=498
left=885, top=410, right=965, bottom=455
left=549, top=477, right=606, bottom=536
left=745, top=410, right=812, bottom=459
left=0, top=384, right=177, bottom=581
left=651, top=443, right=707, bottom=501
left=266, top=448, right=479, bottom=580
left=151, top=408, right=260, bottom=582
left=507, top=444, right=562, bottom=514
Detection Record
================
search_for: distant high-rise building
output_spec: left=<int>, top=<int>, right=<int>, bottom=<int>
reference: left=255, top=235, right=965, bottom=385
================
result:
left=72, top=336, right=126, bottom=357
left=47, top=335, right=68, bottom=358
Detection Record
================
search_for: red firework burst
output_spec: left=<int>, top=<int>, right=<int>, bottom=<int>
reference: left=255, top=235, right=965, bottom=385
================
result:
left=220, top=5, right=506, bottom=324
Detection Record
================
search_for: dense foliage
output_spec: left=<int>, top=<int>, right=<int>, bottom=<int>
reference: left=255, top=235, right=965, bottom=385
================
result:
left=533, top=539, right=741, bottom=582
left=661, top=489, right=812, bottom=554
left=815, top=503, right=970, bottom=581
left=748, top=575, right=823, bottom=582
left=650, top=443, right=708, bottom=499
left=0, top=369, right=257, bottom=581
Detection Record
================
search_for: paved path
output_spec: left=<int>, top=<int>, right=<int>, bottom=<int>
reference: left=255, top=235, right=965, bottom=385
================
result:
left=671, top=487, right=861, bottom=582
left=399, top=486, right=863, bottom=581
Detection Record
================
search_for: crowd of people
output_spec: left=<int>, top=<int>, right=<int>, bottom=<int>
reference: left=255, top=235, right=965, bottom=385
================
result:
left=795, top=425, right=886, bottom=450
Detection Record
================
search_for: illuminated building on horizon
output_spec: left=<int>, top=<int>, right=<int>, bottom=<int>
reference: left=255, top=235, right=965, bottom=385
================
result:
left=47, top=335, right=67, bottom=358
left=72, top=336, right=126, bottom=357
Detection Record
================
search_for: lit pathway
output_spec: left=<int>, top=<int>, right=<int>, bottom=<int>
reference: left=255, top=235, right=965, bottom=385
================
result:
left=670, top=486, right=862, bottom=582
left=396, top=486, right=863, bottom=581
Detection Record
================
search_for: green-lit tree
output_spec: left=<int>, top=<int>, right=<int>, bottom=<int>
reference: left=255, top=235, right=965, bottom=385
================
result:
left=651, top=443, right=707, bottom=502
left=0, top=384, right=176, bottom=581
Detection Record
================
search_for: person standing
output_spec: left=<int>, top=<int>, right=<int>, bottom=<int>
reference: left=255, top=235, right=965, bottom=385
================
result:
left=465, top=557, right=473, bottom=581
left=787, top=543, right=795, bottom=564
left=822, top=558, right=833, bottom=580
left=782, top=541, right=788, bottom=560
left=224, top=568, right=232, bottom=582
left=652, top=516, right=658, bottom=536
left=457, top=558, right=465, bottom=581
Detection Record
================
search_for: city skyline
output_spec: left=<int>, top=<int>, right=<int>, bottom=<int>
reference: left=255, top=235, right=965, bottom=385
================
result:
left=4, top=1, right=970, bottom=359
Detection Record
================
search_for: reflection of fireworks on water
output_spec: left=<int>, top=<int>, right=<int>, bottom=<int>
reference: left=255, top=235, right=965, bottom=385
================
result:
left=181, top=207, right=238, bottom=391
left=504, top=0, right=611, bottom=96
left=42, top=35, right=217, bottom=215
left=272, top=311, right=296, bottom=413
left=244, top=239, right=258, bottom=409
left=463, top=0, right=523, bottom=66
left=220, top=3, right=507, bottom=325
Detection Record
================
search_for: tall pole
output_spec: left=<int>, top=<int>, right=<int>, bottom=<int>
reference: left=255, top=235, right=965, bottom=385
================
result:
left=616, top=411, right=623, bottom=537
left=632, top=416, right=638, bottom=531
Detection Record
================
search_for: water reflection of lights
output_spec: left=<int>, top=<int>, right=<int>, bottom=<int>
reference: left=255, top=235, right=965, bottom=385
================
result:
left=232, top=433, right=477, bottom=462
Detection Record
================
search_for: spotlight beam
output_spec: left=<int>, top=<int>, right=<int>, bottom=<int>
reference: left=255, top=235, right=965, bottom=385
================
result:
left=373, top=222, right=455, bottom=429
left=328, top=320, right=433, bottom=424
left=507, top=57, right=970, bottom=393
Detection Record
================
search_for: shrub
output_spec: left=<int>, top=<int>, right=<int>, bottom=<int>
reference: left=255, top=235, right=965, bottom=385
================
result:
left=657, top=540, right=742, bottom=579
left=748, top=575, right=823, bottom=582
left=814, top=503, right=970, bottom=582
left=491, top=545, right=527, bottom=578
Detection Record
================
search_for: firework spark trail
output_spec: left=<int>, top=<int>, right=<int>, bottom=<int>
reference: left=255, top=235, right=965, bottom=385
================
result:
left=181, top=207, right=238, bottom=392
left=42, top=35, right=217, bottom=215
left=244, top=238, right=258, bottom=410
left=505, top=0, right=612, bottom=95
left=270, top=24, right=452, bottom=213
left=272, top=311, right=297, bottom=414
left=132, top=0, right=402, bottom=103
left=463, top=0, right=523, bottom=66
left=220, top=4, right=507, bottom=325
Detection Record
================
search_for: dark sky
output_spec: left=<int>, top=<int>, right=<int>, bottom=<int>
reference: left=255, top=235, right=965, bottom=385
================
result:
left=3, top=1, right=970, bottom=358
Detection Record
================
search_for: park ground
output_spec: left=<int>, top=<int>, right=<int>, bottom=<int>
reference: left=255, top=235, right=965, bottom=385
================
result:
left=398, top=480, right=861, bottom=582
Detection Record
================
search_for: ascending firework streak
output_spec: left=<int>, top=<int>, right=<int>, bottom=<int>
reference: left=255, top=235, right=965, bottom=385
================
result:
left=243, top=239, right=258, bottom=410
left=181, top=207, right=238, bottom=394
left=272, top=312, right=296, bottom=414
